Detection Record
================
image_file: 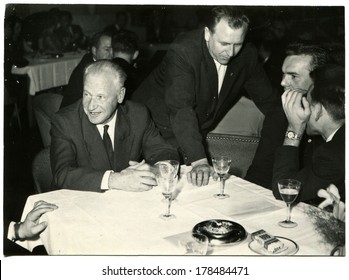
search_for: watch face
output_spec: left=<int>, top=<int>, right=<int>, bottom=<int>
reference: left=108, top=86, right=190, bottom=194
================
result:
left=287, top=131, right=295, bottom=138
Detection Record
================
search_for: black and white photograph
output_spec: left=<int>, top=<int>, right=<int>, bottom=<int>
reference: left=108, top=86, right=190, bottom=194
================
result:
left=2, top=0, right=347, bottom=279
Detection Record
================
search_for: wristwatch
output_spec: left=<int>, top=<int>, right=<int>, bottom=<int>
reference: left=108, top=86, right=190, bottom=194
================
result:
left=285, top=131, right=302, bottom=141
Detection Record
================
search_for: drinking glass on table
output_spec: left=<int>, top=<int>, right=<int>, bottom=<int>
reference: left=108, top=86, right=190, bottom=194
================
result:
left=212, top=156, right=232, bottom=199
left=155, top=160, right=179, bottom=220
left=182, top=233, right=209, bottom=255
left=157, top=174, right=177, bottom=220
left=278, top=179, right=301, bottom=228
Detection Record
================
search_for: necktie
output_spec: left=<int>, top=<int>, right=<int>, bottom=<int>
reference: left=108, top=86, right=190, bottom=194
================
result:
left=103, top=125, right=114, bottom=169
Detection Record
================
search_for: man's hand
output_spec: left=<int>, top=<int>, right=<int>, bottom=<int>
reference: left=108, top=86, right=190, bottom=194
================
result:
left=318, top=184, right=345, bottom=222
left=187, top=159, right=213, bottom=187
left=281, top=89, right=311, bottom=134
left=108, top=160, right=157, bottom=191
left=18, top=200, right=58, bottom=240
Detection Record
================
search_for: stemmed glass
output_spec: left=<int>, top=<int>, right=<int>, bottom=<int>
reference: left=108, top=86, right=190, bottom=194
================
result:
left=212, top=156, right=232, bottom=199
left=182, top=233, right=209, bottom=255
left=155, top=160, right=179, bottom=220
left=278, top=179, right=301, bottom=228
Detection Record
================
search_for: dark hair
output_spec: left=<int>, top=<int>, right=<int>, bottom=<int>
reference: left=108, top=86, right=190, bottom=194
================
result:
left=84, top=60, right=127, bottom=85
left=4, top=14, right=22, bottom=29
left=310, top=64, right=345, bottom=121
left=205, top=6, right=250, bottom=33
left=59, top=10, right=73, bottom=22
left=285, top=42, right=331, bottom=71
left=91, top=31, right=112, bottom=48
left=112, top=30, right=138, bottom=55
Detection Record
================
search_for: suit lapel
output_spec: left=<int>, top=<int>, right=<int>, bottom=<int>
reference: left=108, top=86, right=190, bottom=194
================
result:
left=113, top=105, right=133, bottom=172
left=79, top=105, right=112, bottom=170
left=202, top=35, right=218, bottom=101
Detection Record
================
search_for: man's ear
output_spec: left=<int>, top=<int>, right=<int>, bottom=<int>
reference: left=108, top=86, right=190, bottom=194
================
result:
left=117, top=87, right=126, bottom=103
left=204, top=27, right=211, bottom=42
left=91, top=46, right=97, bottom=58
left=132, top=50, right=139, bottom=61
left=314, top=103, right=323, bottom=121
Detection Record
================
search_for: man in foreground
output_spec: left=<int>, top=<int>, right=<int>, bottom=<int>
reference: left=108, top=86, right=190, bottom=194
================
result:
left=245, top=42, right=332, bottom=189
left=272, top=64, right=345, bottom=202
left=51, top=60, right=179, bottom=192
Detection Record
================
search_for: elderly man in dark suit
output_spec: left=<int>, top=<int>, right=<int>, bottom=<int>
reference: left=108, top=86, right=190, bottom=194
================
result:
left=132, top=6, right=277, bottom=187
left=272, top=64, right=345, bottom=202
left=51, top=60, right=179, bottom=192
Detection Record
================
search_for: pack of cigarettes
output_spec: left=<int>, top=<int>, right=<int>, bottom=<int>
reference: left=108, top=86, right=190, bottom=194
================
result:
left=251, top=229, right=287, bottom=254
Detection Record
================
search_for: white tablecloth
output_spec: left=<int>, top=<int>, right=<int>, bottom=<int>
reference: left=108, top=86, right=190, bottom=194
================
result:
left=11, top=52, right=85, bottom=96
left=17, top=166, right=333, bottom=255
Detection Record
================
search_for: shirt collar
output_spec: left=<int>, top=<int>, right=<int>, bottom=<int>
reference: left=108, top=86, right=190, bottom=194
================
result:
left=96, top=110, right=118, bottom=140
left=326, top=126, right=341, bottom=142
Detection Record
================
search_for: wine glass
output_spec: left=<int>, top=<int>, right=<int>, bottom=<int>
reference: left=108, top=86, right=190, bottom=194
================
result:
left=157, top=174, right=177, bottom=220
left=278, top=179, right=301, bottom=228
left=156, top=160, right=179, bottom=178
left=212, top=156, right=232, bottom=199
left=182, top=233, right=209, bottom=255
left=155, top=160, right=179, bottom=202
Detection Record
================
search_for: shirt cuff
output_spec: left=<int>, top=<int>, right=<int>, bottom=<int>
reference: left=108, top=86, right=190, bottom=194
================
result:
left=101, top=170, right=114, bottom=190
left=7, top=221, right=16, bottom=241
left=191, top=158, right=209, bottom=167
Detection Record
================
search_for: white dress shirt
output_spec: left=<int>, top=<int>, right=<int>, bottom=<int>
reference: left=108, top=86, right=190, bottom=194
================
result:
left=214, top=59, right=227, bottom=95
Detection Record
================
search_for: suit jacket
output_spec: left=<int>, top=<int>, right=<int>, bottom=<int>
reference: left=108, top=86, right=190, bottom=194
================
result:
left=51, top=100, right=179, bottom=192
left=132, top=28, right=278, bottom=164
left=60, top=53, right=94, bottom=109
left=272, top=125, right=345, bottom=202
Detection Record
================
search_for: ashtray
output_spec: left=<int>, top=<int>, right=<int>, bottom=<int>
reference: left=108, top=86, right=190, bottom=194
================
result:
left=192, top=219, right=247, bottom=246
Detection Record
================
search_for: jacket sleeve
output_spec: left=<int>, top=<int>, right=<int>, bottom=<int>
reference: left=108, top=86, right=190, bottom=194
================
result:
left=50, top=114, right=105, bottom=192
left=141, top=111, right=180, bottom=165
left=243, top=46, right=279, bottom=115
left=272, top=144, right=345, bottom=202
left=163, top=45, right=207, bottom=164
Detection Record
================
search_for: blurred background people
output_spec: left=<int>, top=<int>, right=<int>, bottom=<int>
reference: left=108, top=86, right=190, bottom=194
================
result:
left=60, top=30, right=113, bottom=109
left=55, top=10, right=88, bottom=52
left=112, top=30, right=144, bottom=99
left=104, top=10, right=131, bottom=37
left=33, top=31, right=114, bottom=148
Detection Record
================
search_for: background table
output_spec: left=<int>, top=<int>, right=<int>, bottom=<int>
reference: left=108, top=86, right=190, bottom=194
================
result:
left=11, top=51, right=85, bottom=96
left=16, top=166, right=334, bottom=255
left=11, top=51, right=85, bottom=127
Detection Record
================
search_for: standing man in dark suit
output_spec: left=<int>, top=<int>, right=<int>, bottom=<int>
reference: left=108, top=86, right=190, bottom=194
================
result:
left=132, top=7, right=278, bottom=186
left=272, top=64, right=345, bottom=202
left=51, top=60, right=179, bottom=192
left=60, top=31, right=113, bottom=108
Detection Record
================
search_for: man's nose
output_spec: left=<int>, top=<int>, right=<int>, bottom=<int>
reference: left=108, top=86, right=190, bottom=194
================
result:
left=227, top=45, right=234, bottom=57
left=280, top=75, right=287, bottom=87
left=88, top=98, right=97, bottom=110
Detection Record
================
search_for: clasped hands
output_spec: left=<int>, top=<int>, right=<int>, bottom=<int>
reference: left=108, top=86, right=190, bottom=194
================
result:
left=108, top=158, right=225, bottom=190
left=108, top=160, right=157, bottom=192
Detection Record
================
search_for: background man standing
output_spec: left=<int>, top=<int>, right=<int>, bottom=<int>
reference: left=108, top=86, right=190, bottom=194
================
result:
left=132, top=7, right=277, bottom=186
